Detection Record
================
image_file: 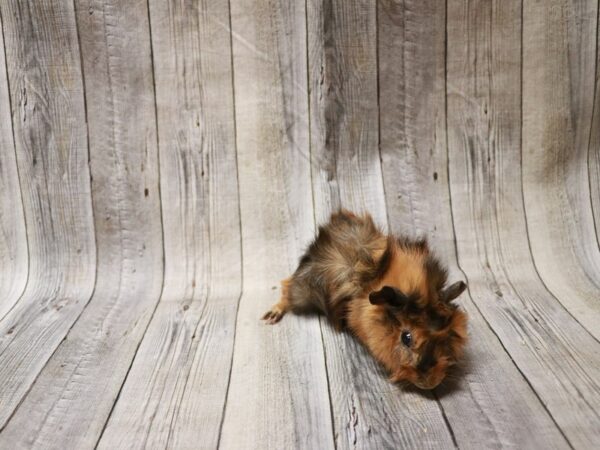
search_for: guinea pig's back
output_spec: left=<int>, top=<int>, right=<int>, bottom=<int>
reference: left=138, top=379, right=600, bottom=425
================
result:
left=288, top=210, right=390, bottom=328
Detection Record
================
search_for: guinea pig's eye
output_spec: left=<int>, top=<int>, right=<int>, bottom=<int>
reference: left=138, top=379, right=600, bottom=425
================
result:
left=401, top=330, right=412, bottom=347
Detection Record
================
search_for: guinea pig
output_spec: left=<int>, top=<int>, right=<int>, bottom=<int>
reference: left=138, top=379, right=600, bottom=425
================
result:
left=262, top=209, right=468, bottom=389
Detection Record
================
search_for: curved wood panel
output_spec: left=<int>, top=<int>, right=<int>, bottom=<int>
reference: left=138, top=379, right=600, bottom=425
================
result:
left=0, top=0, right=597, bottom=447
left=309, top=0, right=387, bottom=227
left=0, top=0, right=96, bottom=429
left=0, top=11, right=27, bottom=318
left=219, top=0, right=334, bottom=447
left=99, top=0, right=242, bottom=448
left=590, top=21, right=600, bottom=245
left=521, top=0, right=600, bottom=341
left=0, top=0, right=164, bottom=447
left=380, top=0, right=568, bottom=447
left=447, top=0, right=600, bottom=447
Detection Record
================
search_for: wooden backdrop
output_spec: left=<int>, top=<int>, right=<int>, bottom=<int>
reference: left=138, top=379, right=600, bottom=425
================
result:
left=0, top=0, right=599, bottom=448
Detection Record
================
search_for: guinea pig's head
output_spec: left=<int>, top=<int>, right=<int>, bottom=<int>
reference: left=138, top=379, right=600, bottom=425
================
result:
left=368, top=280, right=468, bottom=390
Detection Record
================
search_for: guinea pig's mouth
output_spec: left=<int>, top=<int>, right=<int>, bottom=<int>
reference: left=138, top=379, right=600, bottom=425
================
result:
left=393, top=372, right=445, bottom=390
left=413, top=368, right=450, bottom=390
left=413, top=379, right=443, bottom=390
left=413, top=362, right=460, bottom=389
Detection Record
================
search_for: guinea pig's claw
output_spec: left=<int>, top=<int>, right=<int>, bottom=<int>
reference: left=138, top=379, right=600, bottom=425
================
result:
left=261, top=307, right=284, bottom=324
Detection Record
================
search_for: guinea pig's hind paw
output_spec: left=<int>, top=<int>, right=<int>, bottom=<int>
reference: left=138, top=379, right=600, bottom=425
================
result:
left=261, top=305, right=286, bottom=324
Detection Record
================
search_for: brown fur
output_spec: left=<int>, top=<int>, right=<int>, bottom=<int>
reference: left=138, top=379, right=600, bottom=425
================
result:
left=262, top=210, right=468, bottom=389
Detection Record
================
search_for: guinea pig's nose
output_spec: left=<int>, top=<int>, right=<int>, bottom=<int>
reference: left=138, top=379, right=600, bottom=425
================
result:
left=417, top=353, right=437, bottom=373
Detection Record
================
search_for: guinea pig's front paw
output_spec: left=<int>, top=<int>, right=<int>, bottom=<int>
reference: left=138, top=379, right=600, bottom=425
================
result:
left=261, top=302, right=287, bottom=325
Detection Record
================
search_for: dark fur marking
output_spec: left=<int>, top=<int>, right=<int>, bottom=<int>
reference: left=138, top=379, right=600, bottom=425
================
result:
left=371, top=237, right=394, bottom=280
left=328, top=295, right=351, bottom=330
left=360, top=245, right=393, bottom=285
left=428, top=309, right=449, bottom=331
left=425, top=256, right=448, bottom=292
left=298, top=252, right=312, bottom=269
left=397, top=236, right=428, bottom=252
left=417, top=342, right=437, bottom=373
left=384, top=309, right=401, bottom=327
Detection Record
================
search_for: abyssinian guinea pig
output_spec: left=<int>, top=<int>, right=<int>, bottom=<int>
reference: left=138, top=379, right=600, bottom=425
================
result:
left=262, top=209, right=468, bottom=389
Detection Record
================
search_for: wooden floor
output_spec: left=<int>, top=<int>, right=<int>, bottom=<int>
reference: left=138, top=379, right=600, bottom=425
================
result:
left=0, top=0, right=599, bottom=448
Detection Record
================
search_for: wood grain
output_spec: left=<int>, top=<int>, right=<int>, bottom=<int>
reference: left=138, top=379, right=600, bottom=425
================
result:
left=0, top=0, right=598, bottom=446
left=449, top=0, right=600, bottom=447
left=380, top=0, right=569, bottom=447
left=219, top=0, right=334, bottom=448
left=308, top=0, right=387, bottom=227
left=308, top=1, right=455, bottom=448
left=0, top=10, right=28, bottom=318
left=98, top=0, right=242, bottom=448
left=590, top=2, right=600, bottom=244
left=379, top=0, right=448, bottom=241
left=0, top=0, right=96, bottom=430
left=0, top=0, right=164, bottom=447
left=522, top=0, right=600, bottom=341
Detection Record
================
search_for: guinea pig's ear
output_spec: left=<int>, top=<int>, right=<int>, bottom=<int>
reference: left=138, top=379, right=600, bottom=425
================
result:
left=369, top=286, right=408, bottom=307
left=440, top=281, right=467, bottom=303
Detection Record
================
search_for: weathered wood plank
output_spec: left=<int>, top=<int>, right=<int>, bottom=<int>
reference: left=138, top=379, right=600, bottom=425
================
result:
left=590, top=5, right=600, bottom=242
left=0, top=10, right=28, bottom=318
left=522, top=0, right=600, bottom=341
left=308, top=0, right=387, bottom=227
left=448, top=0, right=600, bottom=447
left=380, top=0, right=569, bottom=447
left=98, top=0, right=242, bottom=448
left=379, top=0, right=447, bottom=240
left=0, top=0, right=96, bottom=429
left=0, top=0, right=597, bottom=447
left=308, top=1, right=455, bottom=448
left=0, top=1, right=163, bottom=447
left=219, top=1, right=334, bottom=448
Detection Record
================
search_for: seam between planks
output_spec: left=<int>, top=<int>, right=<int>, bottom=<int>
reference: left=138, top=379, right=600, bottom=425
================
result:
left=71, top=0, right=100, bottom=345
left=305, top=0, right=336, bottom=445
left=216, top=0, right=245, bottom=446
left=317, top=317, right=337, bottom=450
left=0, top=5, right=30, bottom=325
left=375, top=0, right=390, bottom=232
left=306, top=0, right=317, bottom=221
left=432, top=390, right=458, bottom=449
left=586, top=0, right=600, bottom=248
left=430, top=2, right=459, bottom=448
left=93, top=0, right=168, bottom=445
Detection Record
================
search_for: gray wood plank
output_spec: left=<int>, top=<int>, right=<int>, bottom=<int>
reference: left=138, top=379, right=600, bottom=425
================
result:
left=219, top=1, right=334, bottom=448
left=0, top=10, right=28, bottom=318
left=0, top=1, right=164, bottom=447
left=448, top=0, right=600, bottom=447
left=308, top=1, right=455, bottom=448
left=381, top=0, right=569, bottom=447
left=0, top=1, right=597, bottom=447
left=98, top=0, right=242, bottom=448
left=0, top=0, right=96, bottom=429
left=522, top=0, right=600, bottom=341
left=590, top=7, right=600, bottom=243
left=308, top=0, right=387, bottom=227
